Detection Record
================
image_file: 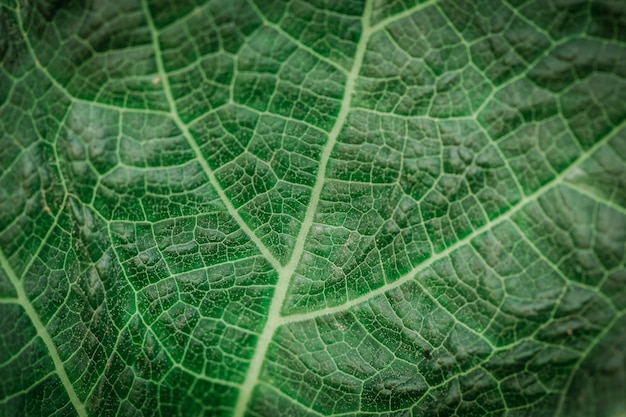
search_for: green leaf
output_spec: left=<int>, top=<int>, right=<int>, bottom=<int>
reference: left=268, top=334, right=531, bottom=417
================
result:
left=1, top=0, right=625, bottom=416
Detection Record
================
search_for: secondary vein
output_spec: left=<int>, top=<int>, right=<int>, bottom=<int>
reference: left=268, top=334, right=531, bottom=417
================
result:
left=0, top=249, right=88, bottom=417
left=141, top=0, right=281, bottom=272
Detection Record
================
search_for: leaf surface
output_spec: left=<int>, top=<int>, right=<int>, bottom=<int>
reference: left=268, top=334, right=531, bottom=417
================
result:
left=1, top=0, right=625, bottom=416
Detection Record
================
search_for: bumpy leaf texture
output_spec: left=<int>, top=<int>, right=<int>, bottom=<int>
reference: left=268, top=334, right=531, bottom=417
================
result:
left=1, top=0, right=625, bottom=416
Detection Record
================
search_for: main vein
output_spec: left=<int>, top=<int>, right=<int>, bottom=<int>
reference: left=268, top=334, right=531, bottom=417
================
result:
left=0, top=249, right=88, bottom=417
left=141, top=0, right=281, bottom=273
left=232, top=1, right=374, bottom=415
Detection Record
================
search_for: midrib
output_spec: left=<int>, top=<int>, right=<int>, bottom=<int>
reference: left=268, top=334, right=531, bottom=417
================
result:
left=142, top=0, right=374, bottom=412
left=232, top=1, right=374, bottom=415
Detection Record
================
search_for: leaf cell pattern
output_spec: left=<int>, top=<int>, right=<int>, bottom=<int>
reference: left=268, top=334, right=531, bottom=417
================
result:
left=0, top=0, right=625, bottom=416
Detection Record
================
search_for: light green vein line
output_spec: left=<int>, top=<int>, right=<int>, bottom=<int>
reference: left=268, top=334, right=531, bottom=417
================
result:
left=286, top=0, right=373, bottom=279
left=232, top=1, right=374, bottom=415
left=141, top=0, right=281, bottom=272
left=71, top=97, right=172, bottom=116
left=370, top=0, right=440, bottom=33
left=281, top=118, right=626, bottom=326
left=350, top=105, right=474, bottom=120
left=0, top=249, right=87, bottom=417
